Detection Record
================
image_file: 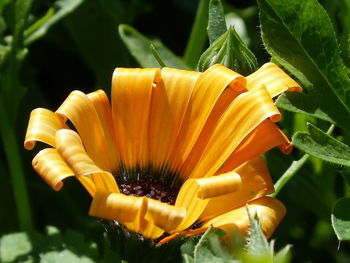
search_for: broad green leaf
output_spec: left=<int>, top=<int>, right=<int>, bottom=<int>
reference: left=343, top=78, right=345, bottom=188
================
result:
left=0, top=233, right=32, bottom=262
left=207, top=0, right=227, bottom=44
left=258, top=0, right=350, bottom=130
left=331, top=197, right=350, bottom=241
left=275, top=92, right=335, bottom=124
left=24, top=0, right=84, bottom=46
left=119, top=24, right=190, bottom=69
left=292, top=123, right=350, bottom=166
left=197, top=27, right=258, bottom=74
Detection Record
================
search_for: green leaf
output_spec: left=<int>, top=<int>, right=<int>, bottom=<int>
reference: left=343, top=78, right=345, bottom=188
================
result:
left=258, top=0, right=350, bottom=130
left=275, top=92, right=335, bottom=124
left=331, top=197, right=350, bottom=241
left=0, top=233, right=32, bottom=263
left=24, top=0, right=84, bottom=46
left=181, top=228, right=237, bottom=263
left=245, top=208, right=269, bottom=257
left=207, top=0, right=227, bottom=44
left=292, top=123, right=350, bottom=166
left=119, top=24, right=190, bottom=69
left=197, top=27, right=258, bottom=74
left=244, top=208, right=291, bottom=263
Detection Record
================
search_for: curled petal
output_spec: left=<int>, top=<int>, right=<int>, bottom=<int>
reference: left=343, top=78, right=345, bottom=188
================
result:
left=24, top=108, right=67, bottom=150
left=32, top=148, right=74, bottom=191
left=201, top=196, right=286, bottom=238
left=146, top=198, right=186, bottom=232
left=195, top=172, right=242, bottom=199
left=89, top=191, right=146, bottom=222
left=247, top=62, right=302, bottom=97
left=200, top=156, right=274, bottom=220
left=56, top=129, right=119, bottom=195
left=56, top=90, right=116, bottom=171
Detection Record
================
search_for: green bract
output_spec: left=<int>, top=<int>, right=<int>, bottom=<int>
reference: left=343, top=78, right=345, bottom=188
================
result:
left=197, top=27, right=258, bottom=74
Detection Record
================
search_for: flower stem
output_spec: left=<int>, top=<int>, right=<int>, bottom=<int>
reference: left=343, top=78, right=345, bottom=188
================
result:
left=0, top=104, right=34, bottom=231
left=271, top=124, right=335, bottom=198
left=183, top=0, right=209, bottom=68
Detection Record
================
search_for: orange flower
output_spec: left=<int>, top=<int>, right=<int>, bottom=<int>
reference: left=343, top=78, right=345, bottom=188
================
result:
left=24, top=63, right=301, bottom=241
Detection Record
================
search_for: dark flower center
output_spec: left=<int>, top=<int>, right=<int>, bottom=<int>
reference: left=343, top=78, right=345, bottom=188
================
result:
left=115, top=166, right=182, bottom=205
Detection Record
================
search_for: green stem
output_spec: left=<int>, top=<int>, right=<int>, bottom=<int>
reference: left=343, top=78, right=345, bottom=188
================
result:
left=0, top=103, right=33, bottom=231
left=183, top=0, right=209, bottom=68
left=150, top=44, right=166, bottom=68
left=270, top=154, right=309, bottom=198
left=271, top=124, right=335, bottom=198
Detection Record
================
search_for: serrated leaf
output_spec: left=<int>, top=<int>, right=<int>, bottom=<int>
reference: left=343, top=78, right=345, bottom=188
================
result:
left=245, top=208, right=269, bottom=257
left=258, top=0, right=350, bottom=130
left=331, top=197, right=350, bottom=241
left=197, top=27, right=257, bottom=74
left=207, top=0, right=227, bottom=44
left=24, top=0, right=83, bottom=46
left=119, top=24, right=190, bottom=69
left=292, top=123, right=350, bottom=166
left=275, top=92, right=335, bottom=124
left=0, top=233, right=32, bottom=262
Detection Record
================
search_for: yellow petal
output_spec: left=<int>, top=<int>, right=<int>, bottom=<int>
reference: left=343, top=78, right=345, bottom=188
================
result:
left=195, top=172, right=242, bottom=199
left=56, top=90, right=116, bottom=171
left=218, top=119, right=291, bottom=173
left=181, top=84, right=243, bottom=177
left=169, top=64, right=246, bottom=171
left=247, top=62, right=302, bottom=97
left=56, top=129, right=119, bottom=195
left=87, top=90, right=120, bottom=167
left=200, top=196, right=286, bottom=239
left=89, top=191, right=146, bottom=222
left=112, top=68, right=161, bottom=169
left=32, top=148, right=74, bottom=191
left=200, top=156, right=274, bottom=220
left=174, top=179, right=209, bottom=231
left=149, top=68, right=201, bottom=168
left=188, top=85, right=280, bottom=179
left=24, top=108, right=67, bottom=150
left=145, top=198, right=186, bottom=233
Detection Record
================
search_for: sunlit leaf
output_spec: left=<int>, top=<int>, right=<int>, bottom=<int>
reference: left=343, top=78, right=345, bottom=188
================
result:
left=331, top=197, right=350, bottom=241
left=258, top=0, right=350, bottom=130
left=292, top=123, right=350, bottom=166
left=119, top=24, right=190, bottom=69
left=0, top=233, right=32, bottom=263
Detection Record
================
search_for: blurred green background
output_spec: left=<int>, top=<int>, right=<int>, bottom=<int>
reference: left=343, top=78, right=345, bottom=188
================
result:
left=1, top=0, right=350, bottom=262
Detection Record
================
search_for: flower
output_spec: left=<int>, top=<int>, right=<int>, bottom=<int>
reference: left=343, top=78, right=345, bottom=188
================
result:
left=24, top=63, right=301, bottom=242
